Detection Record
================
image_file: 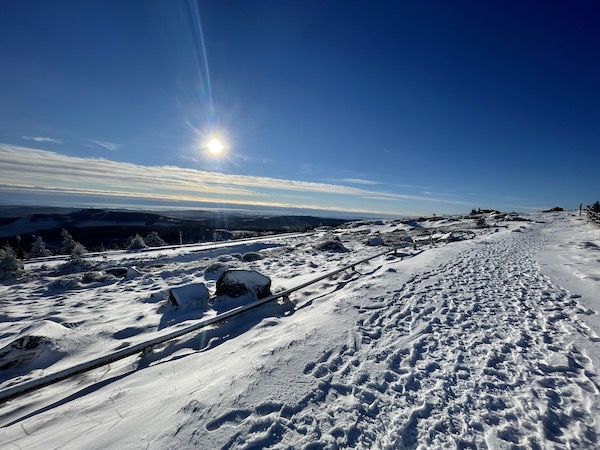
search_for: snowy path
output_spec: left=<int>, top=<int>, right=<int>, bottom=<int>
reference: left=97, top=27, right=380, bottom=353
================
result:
left=2, top=215, right=600, bottom=449
left=196, top=225, right=600, bottom=449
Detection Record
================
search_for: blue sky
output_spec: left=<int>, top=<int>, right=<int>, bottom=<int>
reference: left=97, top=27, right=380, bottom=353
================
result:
left=0, top=1, right=598, bottom=217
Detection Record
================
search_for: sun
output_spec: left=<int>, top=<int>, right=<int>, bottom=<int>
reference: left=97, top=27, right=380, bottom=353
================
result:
left=207, top=137, right=224, bottom=155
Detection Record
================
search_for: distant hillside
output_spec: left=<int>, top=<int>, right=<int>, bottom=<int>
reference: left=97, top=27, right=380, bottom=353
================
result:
left=0, top=205, right=80, bottom=218
left=0, top=206, right=351, bottom=252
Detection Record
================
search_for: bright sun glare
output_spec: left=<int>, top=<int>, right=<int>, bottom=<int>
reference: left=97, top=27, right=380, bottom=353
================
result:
left=207, top=137, right=224, bottom=154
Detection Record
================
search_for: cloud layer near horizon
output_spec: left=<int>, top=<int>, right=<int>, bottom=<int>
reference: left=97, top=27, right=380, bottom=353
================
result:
left=0, top=144, right=468, bottom=215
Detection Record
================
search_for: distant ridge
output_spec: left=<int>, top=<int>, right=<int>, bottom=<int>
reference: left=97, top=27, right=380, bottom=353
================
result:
left=0, top=206, right=353, bottom=251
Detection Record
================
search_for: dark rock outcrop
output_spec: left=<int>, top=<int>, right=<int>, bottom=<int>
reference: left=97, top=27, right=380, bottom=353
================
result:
left=216, top=269, right=271, bottom=299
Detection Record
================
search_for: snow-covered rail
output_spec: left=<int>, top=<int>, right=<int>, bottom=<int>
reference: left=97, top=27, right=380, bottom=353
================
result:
left=0, top=246, right=413, bottom=404
left=587, top=208, right=600, bottom=227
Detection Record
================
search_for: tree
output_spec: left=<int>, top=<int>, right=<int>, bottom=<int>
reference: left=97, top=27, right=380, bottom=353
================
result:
left=592, top=201, right=600, bottom=212
left=61, top=229, right=86, bottom=255
left=70, top=242, right=87, bottom=261
left=144, top=231, right=166, bottom=247
left=30, top=236, right=50, bottom=257
left=0, top=244, right=23, bottom=280
left=128, top=234, right=147, bottom=250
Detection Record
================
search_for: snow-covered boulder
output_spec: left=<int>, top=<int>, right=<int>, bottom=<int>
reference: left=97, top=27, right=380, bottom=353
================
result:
left=216, top=269, right=272, bottom=299
left=126, top=266, right=142, bottom=279
left=0, top=320, right=70, bottom=371
left=105, top=267, right=128, bottom=278
left=242, top=252, right=263, bottom=262
left=314, top=239, right=349, bottom=252
left=366, top=236, right=385, bottom=246
left=168, top=283, right=210, bottom=308
left=82, top=271, right=117, bottom=284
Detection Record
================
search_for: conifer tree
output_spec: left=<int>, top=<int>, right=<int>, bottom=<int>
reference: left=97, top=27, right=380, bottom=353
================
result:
left=0, top=244, right=23, bottom=279
left=128, top=234, right=147, bottom=250
left=61, top=229, right=86, bottom=255
left=30, top=236, right=50, bottom=257
left=144, top=231, right=166, bottom=247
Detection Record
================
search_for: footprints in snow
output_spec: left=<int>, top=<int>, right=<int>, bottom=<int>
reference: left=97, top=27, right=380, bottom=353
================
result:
left=204, top=229, right=600, bottom=448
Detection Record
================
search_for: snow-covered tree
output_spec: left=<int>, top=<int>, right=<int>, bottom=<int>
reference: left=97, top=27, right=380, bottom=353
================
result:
left=61, top=229, right=86, bottom=255
left=144, top=231, right=166, bottom=247
left=61, top=229, right=74, bottom=254
left=127, top=234, right=147, bottom=250
left=70, top=242, right=87, bottom=260
left=0, top=244, right=23, bottom=280
left=30, top=236, right=51, bottom=257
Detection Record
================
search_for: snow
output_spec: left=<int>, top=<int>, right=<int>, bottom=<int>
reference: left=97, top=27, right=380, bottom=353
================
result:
left=168, top=283, right=210, bottom=308
left=1, top=212, right=600, bottom=448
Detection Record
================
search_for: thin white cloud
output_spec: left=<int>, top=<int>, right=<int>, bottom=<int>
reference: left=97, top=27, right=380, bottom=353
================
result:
left=0, top=144, right=469, bottom=214
left=339, top=178, right=381, bottom=186
left=22, top=136, right=63, bottom=144
left=89, top=140, right=119, bottom=151
left=392, top=182, right=432, bottom=190
left=362, top=195, right=401, bottom=201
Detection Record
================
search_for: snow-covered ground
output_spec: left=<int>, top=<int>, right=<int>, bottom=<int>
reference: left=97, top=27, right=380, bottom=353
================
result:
left=1, top=212, right=600, bottom=449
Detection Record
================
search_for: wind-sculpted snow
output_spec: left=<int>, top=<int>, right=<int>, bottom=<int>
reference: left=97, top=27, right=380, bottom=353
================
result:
left=1, top=214, right=600, bottom=449
left=189, top=224, right=600, bottom=449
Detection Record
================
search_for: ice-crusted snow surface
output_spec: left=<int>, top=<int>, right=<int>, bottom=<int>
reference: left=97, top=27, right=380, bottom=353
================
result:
left=1, top=212, right=600, bottom=449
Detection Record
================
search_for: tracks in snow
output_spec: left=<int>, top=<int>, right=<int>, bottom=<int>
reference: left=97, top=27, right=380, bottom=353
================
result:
left=202, top=224, right=600, bottom=449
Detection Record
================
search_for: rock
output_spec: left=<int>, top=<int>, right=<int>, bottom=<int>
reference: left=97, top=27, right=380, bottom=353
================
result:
left=0, top=320, right=70, bottom=371
left=366, top=236, right=385, bottom=246
left=216, top=269, right=272, bottom=299
left=168, top=283, right=210, bottom=308
left=314, top=239, right=349, bottom=252
left=82, top=271, right=117, bottom=283
left=242, top=252, right=263, bottom=262
left=106, top=267, right=128, bottom=277
left=126, top=266, right=142, bottom=279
